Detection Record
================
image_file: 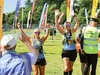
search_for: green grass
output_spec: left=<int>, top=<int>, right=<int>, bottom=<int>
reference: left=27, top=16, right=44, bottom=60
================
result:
left=5, top=29, right=100, bottom=75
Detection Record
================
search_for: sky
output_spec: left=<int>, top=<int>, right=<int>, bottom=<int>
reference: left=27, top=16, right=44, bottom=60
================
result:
left=4, top=0, right=32, bottom=13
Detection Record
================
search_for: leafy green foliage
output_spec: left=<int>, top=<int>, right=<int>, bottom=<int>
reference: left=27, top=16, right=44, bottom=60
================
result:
left=3, top=0, right=100, bottom=28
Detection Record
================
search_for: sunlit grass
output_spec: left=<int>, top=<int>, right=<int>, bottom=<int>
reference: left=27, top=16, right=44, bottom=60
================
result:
left=3, top=29, right=100, bottom=75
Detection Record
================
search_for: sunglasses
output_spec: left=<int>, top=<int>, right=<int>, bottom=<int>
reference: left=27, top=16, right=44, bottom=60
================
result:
left=66, top=23, right=71, bottom=27
left=34, top=32, right=40, bottom=34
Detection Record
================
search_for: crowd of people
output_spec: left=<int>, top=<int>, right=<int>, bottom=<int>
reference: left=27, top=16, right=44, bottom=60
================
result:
left=0, top=8, right=100, bottom=75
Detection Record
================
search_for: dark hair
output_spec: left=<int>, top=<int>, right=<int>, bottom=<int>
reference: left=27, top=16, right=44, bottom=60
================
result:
left=90, top=18, right=99, bottom=23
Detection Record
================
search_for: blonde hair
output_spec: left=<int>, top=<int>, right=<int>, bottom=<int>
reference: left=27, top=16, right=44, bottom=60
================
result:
left=33, top=28, right=40, bottom=38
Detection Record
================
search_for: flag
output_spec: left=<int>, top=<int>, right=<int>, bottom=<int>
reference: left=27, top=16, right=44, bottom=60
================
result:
left=85, top=9, right=89, bottom=25
left=27, top=11, right=31, bottom=28
left=66, top=0, right=70, bottom=21
left=0, top=0, right=4, bottom=40
left=29, top=0, right=36, bottom=28
left=14, top=0, right=21, bottom=28
left=69, top=0, right=74, bottom=22
left=91, top=0, right=98, bottom=18
left=38, top=3, right=48, bottom=28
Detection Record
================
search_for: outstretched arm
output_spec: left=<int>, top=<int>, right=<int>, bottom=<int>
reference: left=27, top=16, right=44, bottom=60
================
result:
left=55, top=10, right=64, bottom=35
left=71, top=11, right=79, bottom=32
left=42, top=22, right=50, bottom=43
left=17, top=22, right=32, bottom=44
left=72, top=16, right=79, bottom=32
left=19, top=32, right=38, bottom=58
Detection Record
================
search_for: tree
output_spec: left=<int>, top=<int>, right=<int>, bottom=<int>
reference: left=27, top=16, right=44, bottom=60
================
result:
left=25, top=0, right=32, bottom=7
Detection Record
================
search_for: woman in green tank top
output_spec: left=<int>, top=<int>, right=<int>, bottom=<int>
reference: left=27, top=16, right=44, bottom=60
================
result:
left=17, top=22, right=50, bottom=75
left=55, top=10, right=79, bottom=75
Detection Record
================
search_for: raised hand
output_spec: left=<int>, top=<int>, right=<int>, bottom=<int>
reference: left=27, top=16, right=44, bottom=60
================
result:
left=19, top=32, right=26, bottom=43
left=55, top=9, right=60, bottom=16
left=17, top=22, right=21, bottom=28
left=46, top=22, right=50, bottom=28
left=71, top=10, right=75, bottom=17
left=58, top=12, right=64, bottom=23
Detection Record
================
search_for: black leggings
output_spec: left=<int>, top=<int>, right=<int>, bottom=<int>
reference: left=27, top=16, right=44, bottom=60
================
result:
left=83, top=54, right=98, bottom=75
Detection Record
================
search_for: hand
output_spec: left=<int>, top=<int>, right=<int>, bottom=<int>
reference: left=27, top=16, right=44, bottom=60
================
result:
left=19, top=33, right=27, bottom=43
left=46, top=22, right=50, bottom=28
left=95, top=13, right=98, bottom=18
left=58, top=12, right=64, bottom=23
left=81, top=49, right=85, bottom=55
left=71, top=10, right=75, bottom=17
left=55, top=10, right=60, bottom=16
left=17, top=22, right=21, bottom=28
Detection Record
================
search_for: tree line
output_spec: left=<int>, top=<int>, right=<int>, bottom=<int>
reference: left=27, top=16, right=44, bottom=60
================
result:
left=3, top=0, right=100, bottom=28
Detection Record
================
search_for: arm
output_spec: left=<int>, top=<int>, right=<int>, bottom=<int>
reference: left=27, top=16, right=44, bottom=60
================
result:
left=72, top=16, right=79, bottom=32
left=75, top=34, right=80, bottom=44
left=17, top=23, right=32, bottom=44
left=19, top=33, right=38, bottom=58
left=70, top=10, right=79, bottom=32
left=55, top=10, right=64, bottom=35
left=42, top=23, right=50, bottom=43
left=98, top=33, right=100, bottom=51
left=58, top=12, right=64, bottom=24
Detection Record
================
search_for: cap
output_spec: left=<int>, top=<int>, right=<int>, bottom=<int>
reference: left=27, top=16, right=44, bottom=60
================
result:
left=0, top=35, right=16, bottom=49
left=90, top=18, right=99, bottom=22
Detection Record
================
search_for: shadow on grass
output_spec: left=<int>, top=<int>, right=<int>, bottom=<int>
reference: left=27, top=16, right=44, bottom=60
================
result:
left=45, top=52, right=59, bottom=55
left=17, top=52, right=28, bottom=54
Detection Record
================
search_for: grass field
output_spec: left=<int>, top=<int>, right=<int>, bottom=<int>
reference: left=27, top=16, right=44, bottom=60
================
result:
left=5, top=29, right=100, bottom=75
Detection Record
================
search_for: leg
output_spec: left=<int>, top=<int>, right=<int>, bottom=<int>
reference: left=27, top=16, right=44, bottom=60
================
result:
left=38, top=65, right=45, bottom=75
left=52, top=35, right=53, bottom=40
left=69, top=61, right=74, bottom=75
left=81, top=63, right=85, bottom=75
left=91, top=54, right=98, bottom=75
left=63, top=57, right=69, bottom=75
left=79, top=51, right=86, bottom=75
left=32, top=65, right=38, bottom=75
left=68, top=50, right=77, bottom=75
left=83, top=54, right=91, bottom=75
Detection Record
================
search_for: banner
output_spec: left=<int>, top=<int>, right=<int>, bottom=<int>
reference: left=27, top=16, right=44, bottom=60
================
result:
left=91, top=0, right=98, bottom=18
left=27, top=11, right=31, bottom=28
left=30, top=0, right=36, bottom=28
left=14, top=0, right=21, bottom=28
left=44, top=5, right=48, bottom=28
left=0, top=0, right=4, bottom=40
left=69, top=0, right=74, bottom=22
left=38, top=3, right=48, bottom=28
left=41, top=5, right=48, bottom=29
left=66, top=0, right=70, bottom=21
left=85, top=9, right=89, bottom=25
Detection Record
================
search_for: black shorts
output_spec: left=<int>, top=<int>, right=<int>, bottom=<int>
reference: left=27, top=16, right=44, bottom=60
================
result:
left=61, top=49, right=77, bottom=61
left=50, top=34, right=53, bottom=36
left=79, top=50, right=86, bottom=63
left=35, top=58, right=47, bottom=66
